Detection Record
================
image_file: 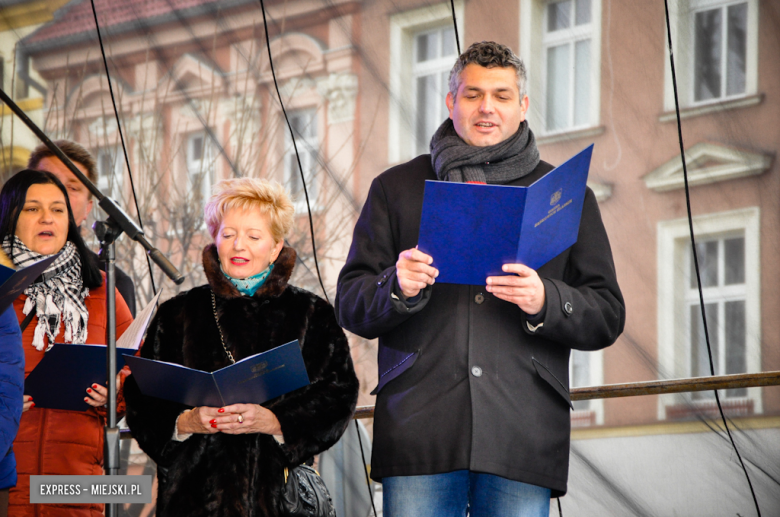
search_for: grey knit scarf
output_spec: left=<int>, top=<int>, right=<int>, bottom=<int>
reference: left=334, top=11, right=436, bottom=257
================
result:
left=429, top=119, right=540, bottom=184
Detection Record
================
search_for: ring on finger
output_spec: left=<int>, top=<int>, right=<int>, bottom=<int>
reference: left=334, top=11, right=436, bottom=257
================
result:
left=237, top=414, right=244, bottom=424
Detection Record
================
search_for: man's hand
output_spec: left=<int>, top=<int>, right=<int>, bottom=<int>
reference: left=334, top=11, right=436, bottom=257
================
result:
left=486, top=264, right=545, bottom=315
left=396, top=248, right=439, bottom=299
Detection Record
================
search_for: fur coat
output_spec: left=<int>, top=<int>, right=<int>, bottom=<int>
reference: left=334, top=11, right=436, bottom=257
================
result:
left=124, top=245, right=359, bottom=517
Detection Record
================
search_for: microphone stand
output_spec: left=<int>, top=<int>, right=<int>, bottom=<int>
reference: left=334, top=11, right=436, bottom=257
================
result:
left=0, top=87, right=185, bottom=516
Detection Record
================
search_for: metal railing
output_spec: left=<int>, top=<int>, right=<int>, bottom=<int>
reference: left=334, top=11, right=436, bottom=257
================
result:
left=352, top=371, right=780, bottom=419
left=117, top=370, right=780, bottom=436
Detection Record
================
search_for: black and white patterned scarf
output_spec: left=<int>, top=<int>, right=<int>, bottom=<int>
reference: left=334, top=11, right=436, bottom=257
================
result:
left=1, top=235, right=89, bottom=351
left=429, top=119, right=540, bottom=184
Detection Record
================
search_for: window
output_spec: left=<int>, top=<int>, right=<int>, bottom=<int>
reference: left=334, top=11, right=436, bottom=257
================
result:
left=543, top=0, right=593, bottom=132
left=15, top=53, right=30, bottom=99
left=657, top=208, right=761, bottom=418
left=95, top=148, right=123, bottom=199
left=412, top=27, right=457, bottom=155
left=692, top=0, right=747, bottom=103
left=388, top=2, right=464, bottom=163
left=520, top=0, right=601, bottom=136
left=186, top=132, right=215, bottom=203
left=284, top=110, right=319, bottom=211
left=662, top=0, right=758, bottom=112
left=688, top=236, right=746, bottom=398
left=570, top=349, right=604, bottom=426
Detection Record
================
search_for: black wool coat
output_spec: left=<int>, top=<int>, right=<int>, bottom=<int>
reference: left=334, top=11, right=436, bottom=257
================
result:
left=125, top=245, right=359, bottom=517
left=336, top=155, right=625, bottom=496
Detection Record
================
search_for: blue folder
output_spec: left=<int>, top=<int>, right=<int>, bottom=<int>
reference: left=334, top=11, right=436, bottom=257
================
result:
left=124, top=340, right=310, bottom=407
left=24, top=344, right=136, bottom=412
left=417, top=144, right=593, bottom=285
left=0, top=255, right=58, bottom=313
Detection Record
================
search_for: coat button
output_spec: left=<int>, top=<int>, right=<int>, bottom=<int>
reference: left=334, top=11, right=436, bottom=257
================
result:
left=474, top=293, right=485, bottom=304
left=471, top=366, right=483, bottom=377
left=564, top=301, right=573, bottom=314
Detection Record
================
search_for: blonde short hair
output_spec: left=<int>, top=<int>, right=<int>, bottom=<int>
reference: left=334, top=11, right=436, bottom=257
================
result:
left=204, top=178, right=294, bottom=243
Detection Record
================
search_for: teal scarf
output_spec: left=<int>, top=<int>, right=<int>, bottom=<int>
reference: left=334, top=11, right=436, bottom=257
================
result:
left=222, top=264, right=274, bottom=296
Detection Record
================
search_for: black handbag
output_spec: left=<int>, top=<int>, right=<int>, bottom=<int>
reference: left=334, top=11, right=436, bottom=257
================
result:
left=279, top=465, right=337, bottom=517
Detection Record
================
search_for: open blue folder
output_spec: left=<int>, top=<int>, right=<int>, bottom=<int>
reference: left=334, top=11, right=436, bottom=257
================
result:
left=417, top=144, right=593, bottom=285
left=24, top=345, right=136, bottom=411
left=125, top=340, right=310, bottom=407
left=0, top=255, right=58, bottom=313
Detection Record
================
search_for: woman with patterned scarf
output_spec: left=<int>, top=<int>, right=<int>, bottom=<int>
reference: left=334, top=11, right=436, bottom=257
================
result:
left=0, top=169, right=133, bottom=517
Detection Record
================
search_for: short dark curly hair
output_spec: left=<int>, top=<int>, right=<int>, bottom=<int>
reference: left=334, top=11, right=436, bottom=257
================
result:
left=448, top=41, right=527, bottom=100
left=28, top=140, right=98, bottom=198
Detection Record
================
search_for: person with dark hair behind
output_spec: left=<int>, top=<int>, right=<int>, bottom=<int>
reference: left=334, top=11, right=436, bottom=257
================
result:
left=0, top=169, right=133, bottom=516
left=28, top=140, right=137, bottom=316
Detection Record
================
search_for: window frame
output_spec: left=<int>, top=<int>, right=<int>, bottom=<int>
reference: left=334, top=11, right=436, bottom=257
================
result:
left=569, top=348, right=605, bottom=426
left=388, top=1, right=464, bottom=164
left=656, top=207, right=761, bottom=418
left=94, top=146, right=124, bottom=200
left=689, top=0, right=749, bottom=105
left=662, top=0, right=758, bottom=112
left=520, top=0, right=602, bottom=138
left=185, top=131, right=216, bottom=204
left=685, top=234, right=747, bottom=397
left=410, top=26, right=458, bottom=157
left=541, top=0, right=595, bottom=134
left=283, top=108, right=320, bottom=213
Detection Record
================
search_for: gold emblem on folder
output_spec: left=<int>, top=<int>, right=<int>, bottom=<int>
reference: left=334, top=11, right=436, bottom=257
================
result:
left=550, top=189, right=562, bottom=205
left=251, top=361, right=269, bottom=373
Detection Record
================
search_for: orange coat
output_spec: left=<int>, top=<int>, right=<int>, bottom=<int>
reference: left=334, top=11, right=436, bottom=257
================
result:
left=9, top=276, right=132, bottom=517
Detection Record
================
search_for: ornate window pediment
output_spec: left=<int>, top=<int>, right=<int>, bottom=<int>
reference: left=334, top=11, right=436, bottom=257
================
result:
left=161, top=53, right=224, bottom=98
left=643, top=142, right=772, bottom=192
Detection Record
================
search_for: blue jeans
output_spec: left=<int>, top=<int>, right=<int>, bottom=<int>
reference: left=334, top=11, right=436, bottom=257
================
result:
left=383, top=470, right=551, bottom=517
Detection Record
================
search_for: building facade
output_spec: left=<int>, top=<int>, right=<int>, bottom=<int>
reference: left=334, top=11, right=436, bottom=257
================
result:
left=1, top=0, right=778, bottom=514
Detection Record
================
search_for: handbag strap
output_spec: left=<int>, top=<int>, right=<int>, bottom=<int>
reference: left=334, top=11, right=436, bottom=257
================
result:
left=284, top=465, right=321, bottom=485
left=210, top=290, right=236, bottom=364
left=19, top=310, right=35, bottom=332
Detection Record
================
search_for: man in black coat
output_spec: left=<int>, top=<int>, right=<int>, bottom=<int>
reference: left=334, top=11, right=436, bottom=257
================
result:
left=28, top=140, right=137, bottom=316
left=336, top=42, right=625, bottom=516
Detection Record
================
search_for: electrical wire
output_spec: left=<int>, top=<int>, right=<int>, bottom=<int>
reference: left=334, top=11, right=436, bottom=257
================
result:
left=662, top=1, right=761, bottom=515
left=257, top=0, right=329, bottom=304
left=449, top=0, right=462, bottom=55
left=88, top=0, right=157, bottom=296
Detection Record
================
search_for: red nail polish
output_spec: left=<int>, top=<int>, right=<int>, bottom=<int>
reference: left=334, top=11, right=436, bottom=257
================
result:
left=218, top=408, right=225, bottom=413
left=209, top=419, right=216, bottom=424
left=211, top=423, right=217, bottom=428
left=87, top=388, right=92, bottom=393
left=92, top=384, right=98, bottom=388
left=30, top=403, right=35, bottom=408
left=29, top=396, right=33, bottom=400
